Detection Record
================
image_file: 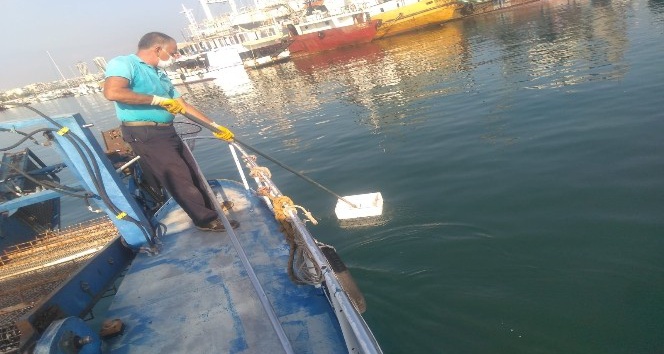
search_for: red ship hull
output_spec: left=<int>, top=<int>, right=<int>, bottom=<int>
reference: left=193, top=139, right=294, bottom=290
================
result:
left=288, top=20, right=380, bottom=55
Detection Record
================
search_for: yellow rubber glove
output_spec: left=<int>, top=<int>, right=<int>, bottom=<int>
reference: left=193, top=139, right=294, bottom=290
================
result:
left=151, top=96, right=185, bottom=115
left=211, top=122, right=234, bottom=142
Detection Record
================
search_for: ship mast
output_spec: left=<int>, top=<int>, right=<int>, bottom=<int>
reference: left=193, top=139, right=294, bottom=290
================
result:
left=46, top=50, right=72, bottom=89
left=200, top=0, right=238, bottom=18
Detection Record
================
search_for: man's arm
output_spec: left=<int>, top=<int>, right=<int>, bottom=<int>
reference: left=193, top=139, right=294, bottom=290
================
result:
left=103, top=76, right=153, bottom=105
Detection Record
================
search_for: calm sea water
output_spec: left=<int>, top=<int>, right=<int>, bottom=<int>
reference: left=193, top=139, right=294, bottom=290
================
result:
left=2, top=0, right=663, bottom=352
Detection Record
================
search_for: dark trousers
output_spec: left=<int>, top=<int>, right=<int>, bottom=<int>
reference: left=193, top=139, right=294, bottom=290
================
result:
left=121, top=125, right=217, bottom=225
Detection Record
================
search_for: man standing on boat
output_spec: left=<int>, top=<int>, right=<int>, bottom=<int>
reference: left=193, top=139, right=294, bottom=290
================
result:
left=103, top=32, right=238, bottom=232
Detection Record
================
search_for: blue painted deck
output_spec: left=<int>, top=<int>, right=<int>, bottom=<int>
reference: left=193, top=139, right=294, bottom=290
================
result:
left=104, top=180, right=346, bottom=353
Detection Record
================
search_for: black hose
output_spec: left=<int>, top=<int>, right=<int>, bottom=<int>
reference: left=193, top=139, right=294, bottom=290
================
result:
left=6, top=104, right=154, bottom=246
left=0, top=128, right=40, bottom=146
left=0, top=160, right=90, bottom=198
left=0, top=127, right=54, bottom=151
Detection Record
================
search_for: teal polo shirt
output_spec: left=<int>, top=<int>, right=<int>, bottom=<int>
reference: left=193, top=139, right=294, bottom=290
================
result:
left=105, top=54, right=181, bottom=123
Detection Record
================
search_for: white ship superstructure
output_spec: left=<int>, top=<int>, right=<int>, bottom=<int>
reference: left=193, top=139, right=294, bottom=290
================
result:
left=177, top=0, right=301, bottom=70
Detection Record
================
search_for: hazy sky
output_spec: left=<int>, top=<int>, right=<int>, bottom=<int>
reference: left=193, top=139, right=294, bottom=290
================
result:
left=1, top=0, right=232, bottom=91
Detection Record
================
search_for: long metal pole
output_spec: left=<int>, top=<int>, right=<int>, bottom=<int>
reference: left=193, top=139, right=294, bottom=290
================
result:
left=183, top=142, right=295, bottom=354
left=231, top=142, right=383, bottom=354
left=46, top=50, right=72, bottom=89
left=232, top=137, right=358, bottom=208
left=181, top=112, right=358, bottom=208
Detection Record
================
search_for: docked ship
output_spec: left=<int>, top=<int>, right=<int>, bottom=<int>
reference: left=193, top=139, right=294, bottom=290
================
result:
left=360, top=0, right=464, bottom=39
left=178, top=0, right=381, bottom=59
left=285, top=0, right=381, bottom=55
left=176, top=2, right=296, bottom=70
left=240, top=34, right=293, bottom=69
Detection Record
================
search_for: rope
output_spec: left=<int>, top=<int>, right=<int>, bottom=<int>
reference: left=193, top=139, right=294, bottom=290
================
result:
left=250, top=166, right=272, bottom=178
left=256, top=189, right=321, bottom=285
left=238, top=148, right=322, bottom=284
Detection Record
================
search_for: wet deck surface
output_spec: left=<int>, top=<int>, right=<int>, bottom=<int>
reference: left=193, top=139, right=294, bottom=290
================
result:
left=104, top=180, right=345, bottom=353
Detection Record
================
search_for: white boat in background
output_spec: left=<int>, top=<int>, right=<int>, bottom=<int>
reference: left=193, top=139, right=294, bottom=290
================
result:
left=178, top=2, right=298, bottom=70
left=241, top=36, right=292, bottom=69
left=167, top=71, right=216, bottom=86
left=169, top=46, right=245, bottom=85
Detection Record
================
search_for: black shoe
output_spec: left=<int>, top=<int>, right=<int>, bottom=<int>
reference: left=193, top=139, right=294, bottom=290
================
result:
left=195, top=219, right=240, bottom=232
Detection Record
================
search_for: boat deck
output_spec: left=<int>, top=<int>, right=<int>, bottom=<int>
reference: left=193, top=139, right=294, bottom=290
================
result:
left=104, top=180, right=346, bottom=353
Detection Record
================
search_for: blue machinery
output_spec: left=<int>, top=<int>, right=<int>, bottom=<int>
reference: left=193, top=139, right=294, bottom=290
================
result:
left=1, top=114, right=154, bottom=249
left=1, top=114, right=145, bottom=352
left=0, top=113, right=382, bottom=353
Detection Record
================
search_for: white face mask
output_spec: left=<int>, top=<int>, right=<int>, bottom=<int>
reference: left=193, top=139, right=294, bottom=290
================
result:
left=157, top=49, right=175, bottom=69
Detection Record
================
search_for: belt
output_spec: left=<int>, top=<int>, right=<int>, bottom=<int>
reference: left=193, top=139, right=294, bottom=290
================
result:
left=122, top=121, right=173, bottom=127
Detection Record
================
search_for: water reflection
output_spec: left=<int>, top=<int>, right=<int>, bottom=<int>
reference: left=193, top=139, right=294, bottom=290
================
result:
left=291, top=42, right=385, bottom=74
left=366, top=23, right=472, bottom=131
left=649, top=0, right=664, bottom=13
left=211, top=66, right=255, bottom=98
left=173, top=0, right=632, bottom=149
left=522, top=0, right=631, bottom=88
left=431, top=0, right=633, bottom=91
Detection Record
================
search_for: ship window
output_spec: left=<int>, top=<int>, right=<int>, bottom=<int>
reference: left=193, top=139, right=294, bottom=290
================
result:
left=381, top=7, right=385, bottom=11
left=326, top=21, right=330, bottom=25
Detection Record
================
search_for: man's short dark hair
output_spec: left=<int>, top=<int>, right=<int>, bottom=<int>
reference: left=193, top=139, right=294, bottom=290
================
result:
left=138, top=32, right=174, bottom=50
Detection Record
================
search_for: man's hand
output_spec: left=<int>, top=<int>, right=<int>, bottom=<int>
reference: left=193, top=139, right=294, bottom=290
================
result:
left=211, top=122, right=234, bottom=142
left=151, top=96, right=185, bottom=115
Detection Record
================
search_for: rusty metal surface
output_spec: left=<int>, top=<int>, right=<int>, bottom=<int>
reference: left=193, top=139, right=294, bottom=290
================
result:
left=0, top=218, right=118, bottom=353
